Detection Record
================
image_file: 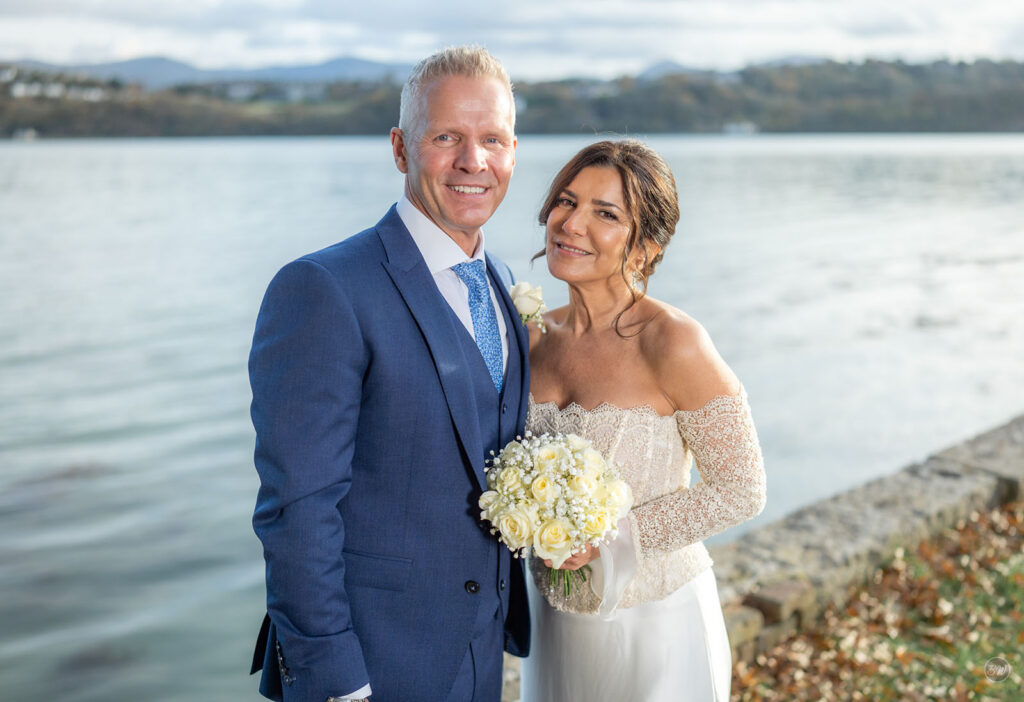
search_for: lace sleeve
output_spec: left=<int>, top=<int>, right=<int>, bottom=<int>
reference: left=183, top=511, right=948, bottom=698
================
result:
left=629, top=389, right=767, bottom=557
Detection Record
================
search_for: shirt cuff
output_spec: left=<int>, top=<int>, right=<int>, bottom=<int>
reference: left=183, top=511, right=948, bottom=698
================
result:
left=329, top=682, right=372, bottom=700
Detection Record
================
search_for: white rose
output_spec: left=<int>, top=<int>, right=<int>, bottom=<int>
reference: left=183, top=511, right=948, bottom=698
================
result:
left=509, top=281, right=545, bottom=317
left=522, top=501, right=541, bottom=527
left=533, top=518, right=575, bottom=568
left=581, top=448, right=607, bottom=477
left=487, top=466, right=524, bottom=495
left=567, top=434, right=590, bottom=452
left=535, top=443, right=571, bottom=473
left=529, top=474, right=560, bottom=505
left=566, top=473, right=598, bottom=499
left=582, top=509, right=614, bottom=540
left=603, top=480, right=634, bottom=520
left=478, top=490, right=501, bottom=519
left=498, top=440, right=529, bottom=465
left=495, top=505, right=535, bottom=551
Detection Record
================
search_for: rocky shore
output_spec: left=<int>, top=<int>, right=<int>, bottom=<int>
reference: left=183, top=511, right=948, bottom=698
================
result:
left=713, top=413, right=1024, bottom=665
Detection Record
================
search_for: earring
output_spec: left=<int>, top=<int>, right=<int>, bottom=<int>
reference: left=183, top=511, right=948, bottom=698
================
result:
left=632, top=271, right=644, bottom=290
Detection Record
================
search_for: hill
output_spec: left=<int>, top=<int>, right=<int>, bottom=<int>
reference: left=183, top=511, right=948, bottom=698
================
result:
left=2, top=58, right=1022, bottom=137
left=12, top=55, right=413, bottom=90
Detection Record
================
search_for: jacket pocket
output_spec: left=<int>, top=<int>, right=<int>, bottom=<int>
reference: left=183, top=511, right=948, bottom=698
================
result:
left=342, top=548, right=413, bottom=592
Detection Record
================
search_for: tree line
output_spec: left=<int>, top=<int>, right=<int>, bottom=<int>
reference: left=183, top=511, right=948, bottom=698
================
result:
left=2, top=59, right=1022, bottom=137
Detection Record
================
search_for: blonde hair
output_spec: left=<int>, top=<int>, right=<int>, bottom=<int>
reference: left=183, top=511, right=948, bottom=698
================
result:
left=399, top=45, right=515, bottom=139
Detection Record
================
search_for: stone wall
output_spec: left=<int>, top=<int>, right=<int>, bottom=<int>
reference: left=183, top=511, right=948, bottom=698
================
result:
left=710, top=413, right=1024, bottom=663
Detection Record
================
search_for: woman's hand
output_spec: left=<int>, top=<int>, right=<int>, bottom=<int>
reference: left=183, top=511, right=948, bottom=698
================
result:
left=544, top=543, right=601, bottom=571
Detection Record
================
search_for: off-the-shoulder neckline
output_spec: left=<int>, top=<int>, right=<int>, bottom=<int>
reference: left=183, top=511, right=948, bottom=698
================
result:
left=528, top=387, right=746, bottom=419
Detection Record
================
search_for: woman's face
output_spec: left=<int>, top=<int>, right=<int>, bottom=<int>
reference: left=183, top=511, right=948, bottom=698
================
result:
left=545, top=166, right=634, bottom=287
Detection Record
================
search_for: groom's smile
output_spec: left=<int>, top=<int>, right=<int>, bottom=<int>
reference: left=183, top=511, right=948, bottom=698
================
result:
left=448, top=184, right=487, bottom=194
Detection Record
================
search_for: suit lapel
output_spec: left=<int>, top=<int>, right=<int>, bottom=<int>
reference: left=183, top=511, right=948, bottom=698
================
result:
left=377, top=207, right=487, bottom=491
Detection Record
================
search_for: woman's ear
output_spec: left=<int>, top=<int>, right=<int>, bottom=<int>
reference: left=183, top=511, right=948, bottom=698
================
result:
left=634, top=242, right=662, bottom=276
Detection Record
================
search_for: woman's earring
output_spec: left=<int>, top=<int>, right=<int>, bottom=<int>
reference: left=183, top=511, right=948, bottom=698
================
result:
left=632, top=270, right=644, bottom=290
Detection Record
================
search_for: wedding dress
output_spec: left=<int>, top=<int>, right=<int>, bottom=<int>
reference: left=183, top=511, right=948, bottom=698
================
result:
left=519, top=389, right=766, bottom=702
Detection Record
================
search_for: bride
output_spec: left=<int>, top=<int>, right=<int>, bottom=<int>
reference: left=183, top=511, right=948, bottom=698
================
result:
left=519, top=140, right=767, bottom=701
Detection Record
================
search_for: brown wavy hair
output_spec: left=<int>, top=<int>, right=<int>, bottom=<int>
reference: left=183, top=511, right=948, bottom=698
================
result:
left=536, top=139, right=680, bottom=335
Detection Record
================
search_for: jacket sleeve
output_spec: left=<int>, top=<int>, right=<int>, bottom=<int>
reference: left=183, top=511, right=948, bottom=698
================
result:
left=249, top=257, right=370, bottom=700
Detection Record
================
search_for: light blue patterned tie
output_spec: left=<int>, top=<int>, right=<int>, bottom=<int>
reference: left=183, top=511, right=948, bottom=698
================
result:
left=452, top=260, right=504, bottom=394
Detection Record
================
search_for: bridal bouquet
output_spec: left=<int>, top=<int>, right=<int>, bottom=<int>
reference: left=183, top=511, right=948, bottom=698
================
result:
left=478, top=432, right=633, bottom=595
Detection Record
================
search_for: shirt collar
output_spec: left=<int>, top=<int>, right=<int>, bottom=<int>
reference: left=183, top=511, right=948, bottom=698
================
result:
left=397, top=194, right=486, bottom=275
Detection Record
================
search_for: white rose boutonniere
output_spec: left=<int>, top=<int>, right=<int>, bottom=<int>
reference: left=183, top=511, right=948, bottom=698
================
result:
left=509, top=281, right=547, bottom=333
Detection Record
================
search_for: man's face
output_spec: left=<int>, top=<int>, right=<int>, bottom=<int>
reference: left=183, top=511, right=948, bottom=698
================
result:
left=391, top=75, right=516, bottom=248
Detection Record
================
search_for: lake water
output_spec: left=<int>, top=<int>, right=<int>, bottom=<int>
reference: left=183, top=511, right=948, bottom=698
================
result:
left=1, top=134, right=1022, bottom=700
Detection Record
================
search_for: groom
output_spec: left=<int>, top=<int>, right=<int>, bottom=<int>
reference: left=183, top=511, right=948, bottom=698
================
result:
left=248, top=46, right=530, bottom=702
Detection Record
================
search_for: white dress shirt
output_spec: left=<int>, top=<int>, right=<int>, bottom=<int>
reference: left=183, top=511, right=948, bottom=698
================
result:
left=397, top=195, right=509, bottom=368
left=334, top=198, right=510, bottom=701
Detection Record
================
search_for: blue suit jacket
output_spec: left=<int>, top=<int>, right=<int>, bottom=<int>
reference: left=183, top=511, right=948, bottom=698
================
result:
left=249, top=206, right=531, bottom=702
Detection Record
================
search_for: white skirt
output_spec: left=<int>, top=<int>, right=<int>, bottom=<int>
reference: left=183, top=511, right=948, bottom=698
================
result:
left=521, top=568, right=732, bottom=702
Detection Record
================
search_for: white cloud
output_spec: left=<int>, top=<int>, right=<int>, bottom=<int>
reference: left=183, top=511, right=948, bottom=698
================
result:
left=0, top=1, right=1021, bottom=77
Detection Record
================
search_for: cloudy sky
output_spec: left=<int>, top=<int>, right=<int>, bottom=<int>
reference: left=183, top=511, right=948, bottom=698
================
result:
left=1, top=1, right=1022, bottom=79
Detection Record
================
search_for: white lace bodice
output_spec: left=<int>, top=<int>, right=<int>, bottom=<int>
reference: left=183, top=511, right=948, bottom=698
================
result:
left=526, top=388, right=766, bottom=613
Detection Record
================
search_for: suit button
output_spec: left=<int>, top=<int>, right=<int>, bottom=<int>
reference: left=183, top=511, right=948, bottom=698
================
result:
left=465, top=580, right=480, bottom=594
left=500, top=579, right=507, bottom=591
left=282, top=674, right=294, bottom=686
left=501, top=403, right=508, bottom=414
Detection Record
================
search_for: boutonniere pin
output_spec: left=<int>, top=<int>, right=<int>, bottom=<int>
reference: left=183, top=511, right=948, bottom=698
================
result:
left=509, top=282, right=547, bottom=333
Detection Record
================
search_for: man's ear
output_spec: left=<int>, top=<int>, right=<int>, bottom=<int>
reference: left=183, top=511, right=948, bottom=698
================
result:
left=390, top=127, right=409, bottom=174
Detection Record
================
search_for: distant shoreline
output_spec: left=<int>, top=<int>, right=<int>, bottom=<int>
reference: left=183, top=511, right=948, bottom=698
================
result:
left=4, top=59, right=1023, bottom=138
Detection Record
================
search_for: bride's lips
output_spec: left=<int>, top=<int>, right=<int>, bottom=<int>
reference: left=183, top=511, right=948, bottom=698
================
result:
left=553, top=241, right=592, bottom=257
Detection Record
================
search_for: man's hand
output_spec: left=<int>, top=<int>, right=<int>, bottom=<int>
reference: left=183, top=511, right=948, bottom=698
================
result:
left=543, top=543, right=600, bottom=571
